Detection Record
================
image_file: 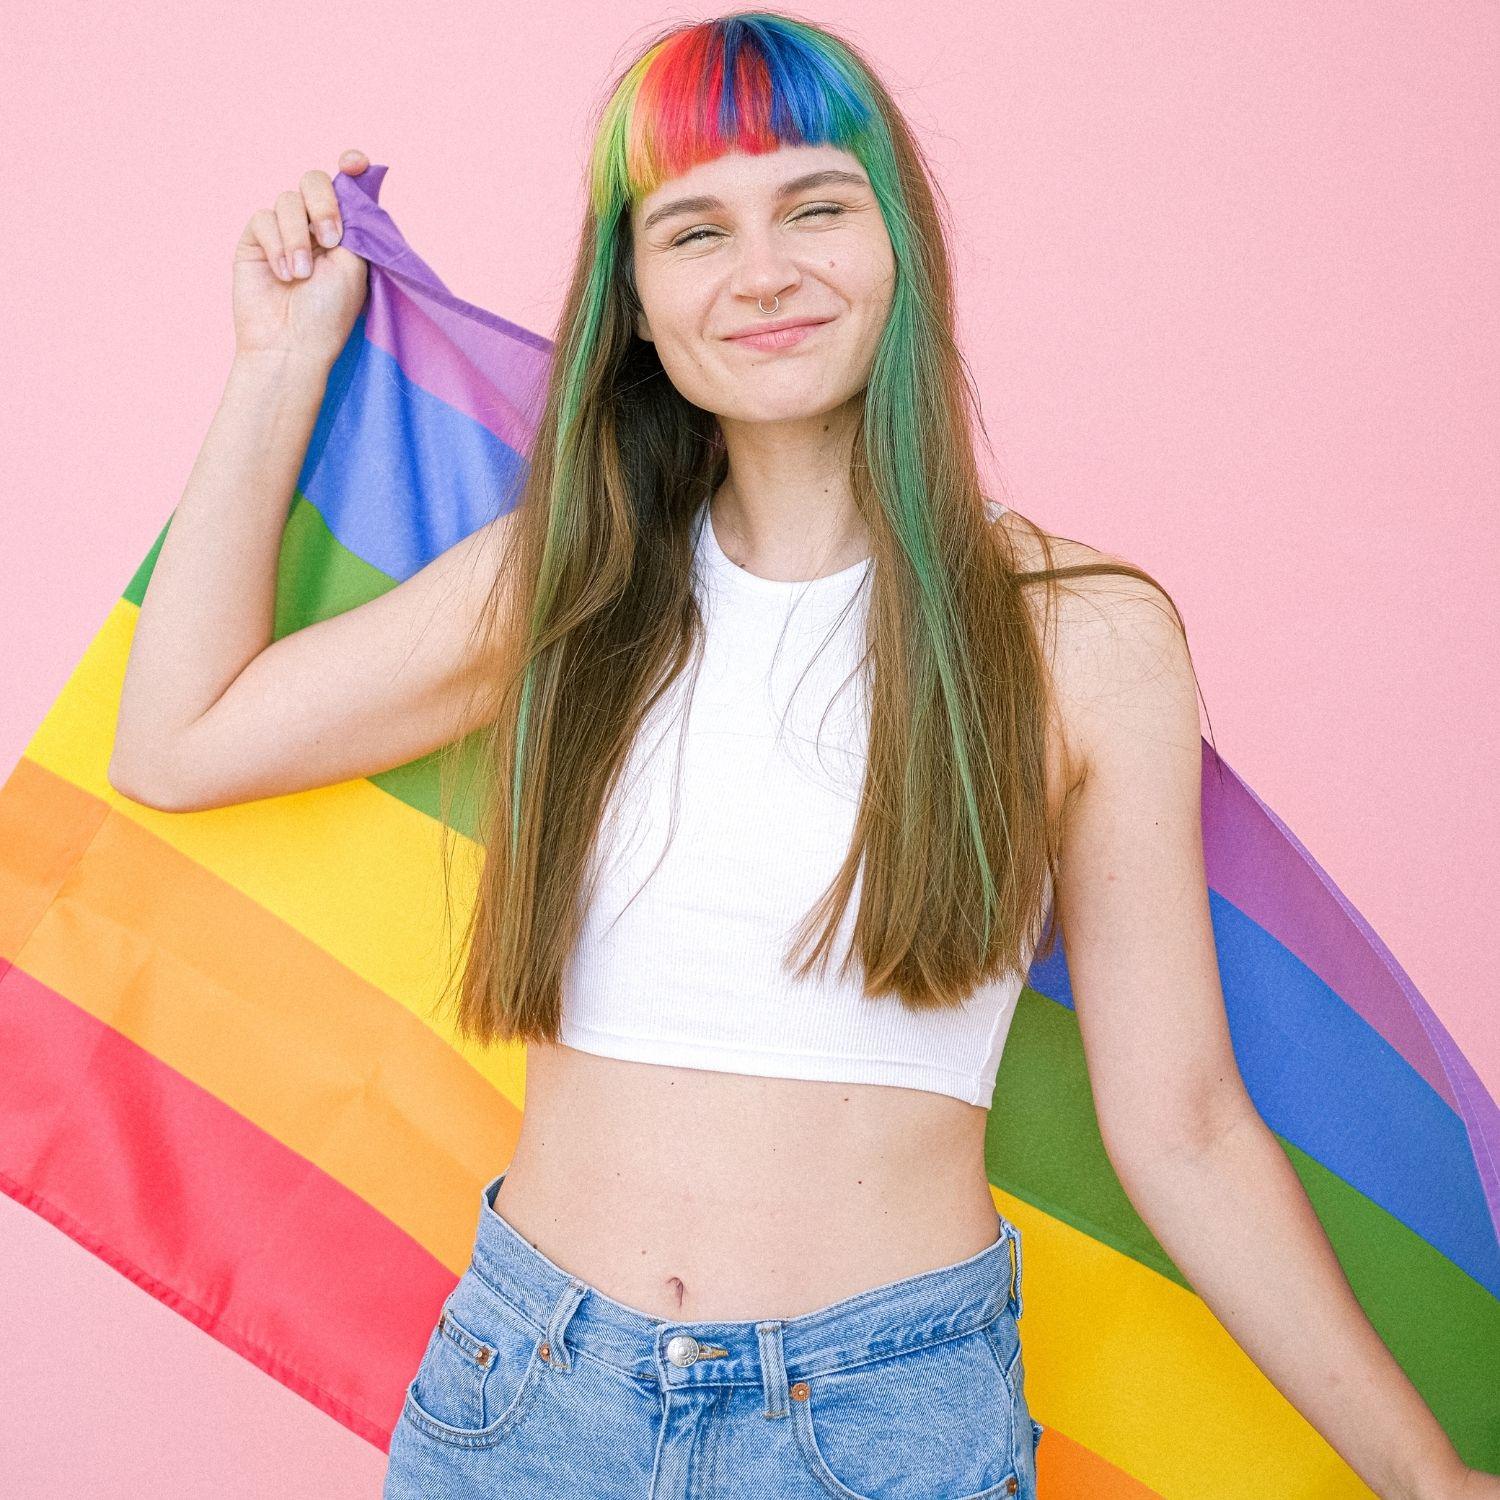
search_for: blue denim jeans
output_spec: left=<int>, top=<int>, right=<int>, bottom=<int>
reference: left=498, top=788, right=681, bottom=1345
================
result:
left=383, top=1170, right=1044, bottom=1498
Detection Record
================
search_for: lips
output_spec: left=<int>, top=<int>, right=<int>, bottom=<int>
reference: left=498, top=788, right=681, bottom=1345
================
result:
left=724, top=316, right=833, bottom=340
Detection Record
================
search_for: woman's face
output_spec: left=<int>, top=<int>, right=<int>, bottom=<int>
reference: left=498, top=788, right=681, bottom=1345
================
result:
left=629, top=142, right=896, bottom=426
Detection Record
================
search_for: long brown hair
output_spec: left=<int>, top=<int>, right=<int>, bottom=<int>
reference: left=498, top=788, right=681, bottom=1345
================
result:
left=431, top=13, right=1204, bottom=1049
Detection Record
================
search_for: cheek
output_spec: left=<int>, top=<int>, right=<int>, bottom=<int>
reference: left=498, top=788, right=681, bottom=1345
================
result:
left=650, top=285, right=717, bottom=345
left=825, top=241, right=896, bottom=304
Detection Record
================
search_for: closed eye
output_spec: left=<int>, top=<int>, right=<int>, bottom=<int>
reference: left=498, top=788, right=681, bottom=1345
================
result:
left=673, top=204, right=845, bottom=248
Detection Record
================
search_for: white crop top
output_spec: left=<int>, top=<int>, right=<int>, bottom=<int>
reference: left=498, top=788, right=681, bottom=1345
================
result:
left=559, top=496, right=1039, bottom=1107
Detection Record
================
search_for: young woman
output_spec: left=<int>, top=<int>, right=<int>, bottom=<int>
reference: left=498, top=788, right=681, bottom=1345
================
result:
left=108, top=14, right=1496, bottom=1500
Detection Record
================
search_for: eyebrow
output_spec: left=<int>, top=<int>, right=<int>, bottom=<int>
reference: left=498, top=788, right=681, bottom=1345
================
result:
left=638, top=169, right=871, bottom=234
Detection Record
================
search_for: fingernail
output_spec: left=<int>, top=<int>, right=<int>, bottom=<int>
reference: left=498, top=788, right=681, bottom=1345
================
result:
left=317, top=219, right=340, bottom=248
left=277, top=254, right=291, bottom=281
left=293, top=248, right=312, bottom=278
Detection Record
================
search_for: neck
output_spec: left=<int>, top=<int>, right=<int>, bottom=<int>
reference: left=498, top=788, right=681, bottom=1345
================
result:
left=710, top=405, right=870, bottom=578
left=709, top=479, right=871, bottom=581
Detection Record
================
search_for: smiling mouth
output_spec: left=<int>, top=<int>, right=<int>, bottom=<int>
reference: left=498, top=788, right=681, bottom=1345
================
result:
left=725, top=320, right=831, bottom=352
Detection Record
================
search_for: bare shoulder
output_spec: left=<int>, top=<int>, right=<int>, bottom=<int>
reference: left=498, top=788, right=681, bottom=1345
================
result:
left=992, top=507, right=1200, bottom=807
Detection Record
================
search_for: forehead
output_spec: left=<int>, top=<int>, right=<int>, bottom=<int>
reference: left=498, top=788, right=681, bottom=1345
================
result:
left=635, top=142, right=867, bottom=222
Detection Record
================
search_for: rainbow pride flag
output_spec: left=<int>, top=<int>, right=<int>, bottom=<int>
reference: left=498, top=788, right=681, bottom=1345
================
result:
left=2, top=163, right=1495, bottom=1496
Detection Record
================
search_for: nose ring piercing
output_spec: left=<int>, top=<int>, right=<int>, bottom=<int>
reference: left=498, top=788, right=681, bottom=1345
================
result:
left=757, top=295, right=780, bottom=314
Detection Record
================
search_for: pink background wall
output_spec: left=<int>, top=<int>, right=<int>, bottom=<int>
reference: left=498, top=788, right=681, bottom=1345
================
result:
left=3, top=0, right=1495, bottom=1492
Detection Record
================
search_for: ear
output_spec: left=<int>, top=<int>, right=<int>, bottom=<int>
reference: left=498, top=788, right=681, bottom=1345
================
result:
left=635, top=308, right=654, bottom=343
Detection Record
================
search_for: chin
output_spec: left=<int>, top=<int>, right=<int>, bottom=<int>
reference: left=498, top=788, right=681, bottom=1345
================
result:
left=720, top=402, right=846, bottom=426
left=710, top=383, right=860, bottom=425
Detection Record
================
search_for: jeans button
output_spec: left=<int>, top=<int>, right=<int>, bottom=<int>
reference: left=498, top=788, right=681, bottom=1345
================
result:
left=666, top=1334, right=700, bottom=1367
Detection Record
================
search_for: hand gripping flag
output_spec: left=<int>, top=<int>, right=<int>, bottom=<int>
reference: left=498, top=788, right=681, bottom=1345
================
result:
left=1, top=162, right=1495, bottom=1496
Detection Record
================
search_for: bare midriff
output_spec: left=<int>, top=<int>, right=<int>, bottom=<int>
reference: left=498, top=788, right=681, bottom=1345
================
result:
left=489, top=1038, right=1004, bottom=1324
left=493, top=641, right=1070, bottom=1328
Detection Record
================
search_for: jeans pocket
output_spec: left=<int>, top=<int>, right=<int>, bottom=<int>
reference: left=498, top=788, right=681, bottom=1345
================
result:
left=789, top=1322, right=1021, bottom=1500
left=401, top=1268, right=548, bottom=1450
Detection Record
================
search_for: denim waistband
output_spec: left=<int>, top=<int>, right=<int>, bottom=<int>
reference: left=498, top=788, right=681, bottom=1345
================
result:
left=467, top=1169, right=1024, bottom=1409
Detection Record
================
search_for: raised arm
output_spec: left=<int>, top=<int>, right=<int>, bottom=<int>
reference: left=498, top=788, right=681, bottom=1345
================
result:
left=108, top=149, right=519, bottom=812
left=109, top=494, right=516, bottom=812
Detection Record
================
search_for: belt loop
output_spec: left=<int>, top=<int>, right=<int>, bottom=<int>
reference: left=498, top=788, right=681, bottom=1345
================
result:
left=542, top=1277, right=587, bottom=1373
left=482, top=1171, right=507, bottom=1226
left=756, top=1322, right=789, bottom=1419
left=1008, top=1224, right=1025, bottom=1320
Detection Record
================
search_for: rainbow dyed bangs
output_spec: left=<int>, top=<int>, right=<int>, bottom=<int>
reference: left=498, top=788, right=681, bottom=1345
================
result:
left=591, top=13, right=882, bottom=213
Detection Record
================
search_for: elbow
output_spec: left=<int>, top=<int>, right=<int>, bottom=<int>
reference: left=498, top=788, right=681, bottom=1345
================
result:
left=107, top=747, right=198, bottom=814
left=1102, top=1095, right=1263, bottom=1182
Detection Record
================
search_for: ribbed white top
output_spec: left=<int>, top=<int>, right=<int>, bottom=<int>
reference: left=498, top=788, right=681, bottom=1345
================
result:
left=559, top=496, right=1035, bottom=1107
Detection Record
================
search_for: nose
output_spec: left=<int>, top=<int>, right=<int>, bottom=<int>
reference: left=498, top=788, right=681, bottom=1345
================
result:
left=729, top=237, right=801, bottom=314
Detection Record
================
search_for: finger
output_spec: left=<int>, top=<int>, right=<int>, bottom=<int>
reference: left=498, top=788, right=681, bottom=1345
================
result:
left=301, top=167, right=343, bottom=249
left=245, top=206, right=291, bottom=281
left=338, top=148, right=369, bottom=175
left=274, top=187, right=314, bottom=280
